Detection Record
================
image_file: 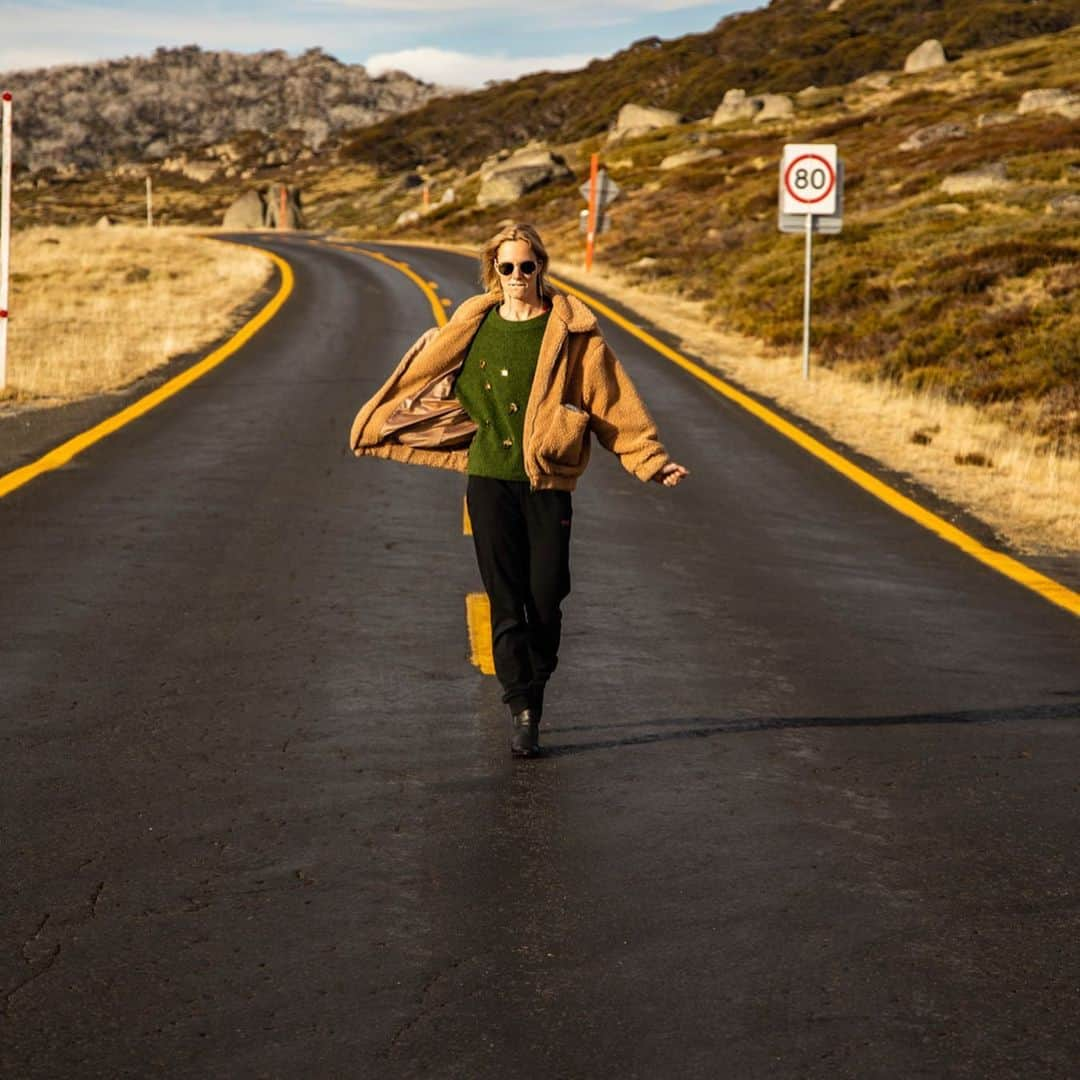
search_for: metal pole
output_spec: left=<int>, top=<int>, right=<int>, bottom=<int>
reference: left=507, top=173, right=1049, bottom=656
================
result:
left=0, top=91, right=12, bottom=392
left=802, top=212, right=813, bottom=380
left=146, top=176, right=153, bottom=227
left=584, top=153, right=598, bottom=272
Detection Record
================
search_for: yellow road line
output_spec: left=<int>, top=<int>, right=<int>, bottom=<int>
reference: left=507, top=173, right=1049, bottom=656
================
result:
left=547, top=273, right=1080, bottom=619
left=466, top=592, right=495, bottom=674
left=0, top=245, right=294, bottom=501
left=351, top=246, right=448, bottom=328
left=463, top=498, right=473, bottom=536
left=348, top=243, right=494, bottom=672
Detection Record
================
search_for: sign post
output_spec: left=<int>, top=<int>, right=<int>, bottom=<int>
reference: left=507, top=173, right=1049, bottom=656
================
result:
left=778, top=143, right=843, bottom=379
left=0, top=91, right=12, bottom=391
left=579, top=158, right=620, bottom=271
left=146, top=175, right=153, bottom=227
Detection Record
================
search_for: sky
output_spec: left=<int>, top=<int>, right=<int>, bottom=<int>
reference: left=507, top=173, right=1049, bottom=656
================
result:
left=0, top=1, right=762, bottom=87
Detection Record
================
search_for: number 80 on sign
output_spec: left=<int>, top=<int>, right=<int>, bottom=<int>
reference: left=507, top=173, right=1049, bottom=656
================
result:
left=780, top=143, right=838, bottom=215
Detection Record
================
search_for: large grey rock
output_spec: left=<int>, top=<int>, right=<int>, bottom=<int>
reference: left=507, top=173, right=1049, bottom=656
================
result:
left=939, top=163, right=1010, bottom=195
left=222, top=189, right=266, bottom=229
left=395, top=209, right=421, bottom=228
left=607, top=103, right=681, bottom=143
left=904, top=39, right=947, bottom=74
left=476, top=148, right=571, bottom=208
left=659, top=147, right=724, bottom=171
left=477, top=166, right=559, bottom=208
left=753, top=93, right=795, bottom=123
left=264, top=183, right=304, bottom=229
left=1017, top=88, right=1080, bottom=120
left=899, top=121, right=969, bottom=151
left=711, top=89, right=761, bottom=126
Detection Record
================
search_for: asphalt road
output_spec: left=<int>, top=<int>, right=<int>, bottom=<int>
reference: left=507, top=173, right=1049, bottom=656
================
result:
left=2, top=234, right=1078, bottom=1079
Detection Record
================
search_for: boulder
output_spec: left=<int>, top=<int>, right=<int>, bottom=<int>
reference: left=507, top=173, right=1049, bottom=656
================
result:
left=659, top=147, right=725, bottom=171
left=264, top=183, right=304, bottom=229
left=95, top=215, right=113, bottom=229
left=939, top=163, right=1010, bottom=195
left=1017, top=88, right=1080, bottom=120
left=899, top=121, right=969, bottom=151
left=438, top=187, right=455, bottom=206
left=711, top=89, right=761, bottom=126
left=753, top=93, right=795, bottom=123
left=476, top=148, right=571, bottom=208
left=222, top=189, right=267, bottom=229
left=181, top=160, right=219, bottom=183
left=395, top=209, right=421, bottom=228
left=904, top=39, right=947, bottom=74
left=607, top=103, right=681, bottom=143
left=827, top=0, right=845, bottom=10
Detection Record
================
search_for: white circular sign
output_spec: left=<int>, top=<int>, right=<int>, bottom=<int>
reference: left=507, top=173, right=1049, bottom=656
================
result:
left=783, top=153, right=836, bottom=207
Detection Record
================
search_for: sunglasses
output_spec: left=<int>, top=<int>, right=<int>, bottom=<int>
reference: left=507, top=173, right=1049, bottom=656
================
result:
left=495, top=260, right=537, bottom=276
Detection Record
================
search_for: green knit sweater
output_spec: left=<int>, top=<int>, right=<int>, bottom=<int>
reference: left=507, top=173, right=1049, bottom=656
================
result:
left=454, top=306, right=550, bottom=481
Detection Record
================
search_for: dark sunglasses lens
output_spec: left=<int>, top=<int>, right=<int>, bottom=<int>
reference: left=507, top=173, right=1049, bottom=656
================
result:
left=497, top=261, right=537, bottom=275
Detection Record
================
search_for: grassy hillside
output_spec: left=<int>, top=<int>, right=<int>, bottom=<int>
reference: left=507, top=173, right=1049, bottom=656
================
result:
left=340, top=0, right=1080, bottom=174
left=341, top=27, right=1079, bottom=452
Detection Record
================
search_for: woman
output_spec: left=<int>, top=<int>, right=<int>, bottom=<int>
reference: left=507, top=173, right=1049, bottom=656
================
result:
left=350, top=222, right=688, bottom=758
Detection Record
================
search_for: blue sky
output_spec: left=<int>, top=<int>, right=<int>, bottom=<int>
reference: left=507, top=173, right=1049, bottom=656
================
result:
left=0, top=1, right=762, bottom=86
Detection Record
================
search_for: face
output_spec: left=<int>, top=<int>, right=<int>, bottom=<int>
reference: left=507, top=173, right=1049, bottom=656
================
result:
left=495, top=239, right=541, bottom=304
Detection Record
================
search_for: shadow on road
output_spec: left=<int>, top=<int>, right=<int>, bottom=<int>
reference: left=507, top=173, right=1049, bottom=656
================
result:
left=539, top=699, right=1080, bottom=756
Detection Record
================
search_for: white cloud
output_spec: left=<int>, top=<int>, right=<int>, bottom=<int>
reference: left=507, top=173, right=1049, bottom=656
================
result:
left=366, top=46, right=597, bottom=87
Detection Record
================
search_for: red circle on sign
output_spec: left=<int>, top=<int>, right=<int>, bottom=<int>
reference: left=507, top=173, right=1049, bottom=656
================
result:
left=783, top=153, right=836, bottom=205
left=1, top=92, right=11, bottom=102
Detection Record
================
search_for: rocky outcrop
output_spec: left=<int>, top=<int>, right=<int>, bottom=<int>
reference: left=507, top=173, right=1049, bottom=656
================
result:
left=221, top=185, right=303, bottom=228
left=711, top=90, right=759, bottom=125
left=476, top=147, right=572, bottom=208
left=904, top=39, right=948, bottom=73
left=222, top=190, right=266, bottom=229
left=710, top=90, right=793, bottom=126
left=899, top=121, right=969, bottom=151
left=607, top=103, right=681, bottom=143
left=3, top=45, right=444, bottom=174
left=1017, top=88, right=1080, bottom=120
left=754, top=94, right=795, bottom=122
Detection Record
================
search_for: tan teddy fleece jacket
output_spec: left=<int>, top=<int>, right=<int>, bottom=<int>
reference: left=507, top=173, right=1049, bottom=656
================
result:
left=349, top=290, right=670, bottom=492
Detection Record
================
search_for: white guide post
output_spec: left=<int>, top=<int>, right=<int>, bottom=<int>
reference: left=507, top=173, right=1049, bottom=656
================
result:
left=803, top=212, right=813, bottom=381
left=1, top=91, right=12, bottom=391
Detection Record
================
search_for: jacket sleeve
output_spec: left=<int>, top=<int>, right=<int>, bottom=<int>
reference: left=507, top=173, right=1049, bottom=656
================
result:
left=582, top=336, right=670, bottom=482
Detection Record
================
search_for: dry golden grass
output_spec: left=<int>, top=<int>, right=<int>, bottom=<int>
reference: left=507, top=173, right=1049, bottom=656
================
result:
left=1, top=225, right=271, bottom=407
left=548, top=258, right=1080, bottom=557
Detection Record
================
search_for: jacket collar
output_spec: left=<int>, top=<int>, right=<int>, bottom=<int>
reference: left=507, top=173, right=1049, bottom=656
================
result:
left=460, top=290, right=598, bottom=334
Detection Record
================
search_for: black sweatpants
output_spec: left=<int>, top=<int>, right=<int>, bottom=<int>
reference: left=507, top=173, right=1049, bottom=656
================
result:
left=466, top=476, right=572, bottom=716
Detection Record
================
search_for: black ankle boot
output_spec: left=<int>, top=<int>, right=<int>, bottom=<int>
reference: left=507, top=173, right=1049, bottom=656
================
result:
left=510, top=707, right=540, bottom=758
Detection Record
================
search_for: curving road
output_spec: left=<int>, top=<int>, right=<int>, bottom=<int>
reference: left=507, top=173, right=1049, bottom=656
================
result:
left=1, top=234, right=1078, bottom=1079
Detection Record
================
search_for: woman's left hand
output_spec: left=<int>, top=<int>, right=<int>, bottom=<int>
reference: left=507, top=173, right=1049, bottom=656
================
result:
left=653, top=462, right=689, bottom=487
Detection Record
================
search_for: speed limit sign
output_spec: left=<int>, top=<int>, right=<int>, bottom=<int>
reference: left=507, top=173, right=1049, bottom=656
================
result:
left=780, top=144, right=838, bottom=215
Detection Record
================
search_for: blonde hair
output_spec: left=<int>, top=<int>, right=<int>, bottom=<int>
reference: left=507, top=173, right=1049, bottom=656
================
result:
left=480, top=221, right=551, bottom=299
